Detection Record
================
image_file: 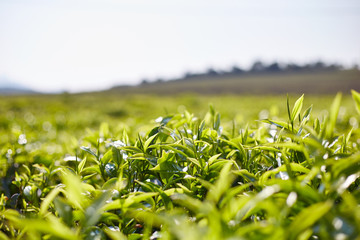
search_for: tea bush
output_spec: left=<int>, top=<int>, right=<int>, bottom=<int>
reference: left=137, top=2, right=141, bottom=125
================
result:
left=1, top=91, right=360, bottom=239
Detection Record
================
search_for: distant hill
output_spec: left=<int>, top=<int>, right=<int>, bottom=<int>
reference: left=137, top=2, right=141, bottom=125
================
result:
left=0, top=88, right=38, bottom=95
left=109, top=69, right=360, bottom=95
left=0, top=76, right=37, bottom=95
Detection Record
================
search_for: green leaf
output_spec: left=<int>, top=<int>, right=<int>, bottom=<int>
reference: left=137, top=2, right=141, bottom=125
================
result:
left=302, top=105, right=312, bottom=121
left=78, top=157, right=87, bottom=173
left=102, top=192, right=159, bottom=211
left=101, top=149, right=113, bottom=165
left=80, top=146, right=99, bottom=164
left=208, top=153, right=222, bottom=165
left=288, top=201, right=333, bottom=239
left=84, top=190, right=111, bottom=227
left=119, top=146, right=142, bottom=153
left=213, top=112, right=221, bottom=131
left=206, top=162, right=235, bottom=203
left=112, top=147, right=123, bottom=167
left=170, top=193, right=204, bottom=214
left=235, top=185, right=280, bottom=222
left=102, top=178, right=118, bottom=189
left=233, top=169, right=257, bottom=182
left=209, top=104, right=216, bottom=117
left=331, top=153, right=360, bottom=178
left=104, top=228, right=127, bottom=240
left=351, top=89, right=360, bottom=115
left=197, top=119, right=206, bottom=140
left=188, top=157, right=201, bottom=168
left=287, top=94, right=291, bottom=123
left=61, top=169, right=88, bottom=210
left=259, top=163, right=310, bottom=185
left=53, top=197, right=74, bottom=227
left=261, top=119, right=290, bottom=130
left=291, top=94, right=304, bottom=124
left=136, top=180, right=174, bottom=210
left=39, top=186, right=63, bottom=216
left=19, top=215, right=78, bottom=239
left=169, top=143, right=195, bottom=158
left=0, top=230, right=10, bottom=240
left=144, top=133, right=159, bottom=152
left=81, top=165, right=101, bottom=175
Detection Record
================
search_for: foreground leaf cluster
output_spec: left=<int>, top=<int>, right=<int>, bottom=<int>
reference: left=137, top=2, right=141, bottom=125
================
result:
left=1, top=92, right=360, bottom=239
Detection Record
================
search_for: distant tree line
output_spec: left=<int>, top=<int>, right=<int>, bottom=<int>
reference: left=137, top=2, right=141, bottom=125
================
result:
left=141, top=60, right=346, bottom=84
left=182, top=60, right=343, bottom=80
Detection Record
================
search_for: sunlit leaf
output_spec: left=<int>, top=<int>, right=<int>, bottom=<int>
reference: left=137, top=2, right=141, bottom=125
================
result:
left=291, top=94, right=304, bottom=124
left=351, top=89, right=360, bottom=115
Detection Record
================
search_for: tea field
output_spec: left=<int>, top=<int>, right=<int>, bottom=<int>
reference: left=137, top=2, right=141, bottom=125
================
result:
left=1, top=92, right=360, bottom=239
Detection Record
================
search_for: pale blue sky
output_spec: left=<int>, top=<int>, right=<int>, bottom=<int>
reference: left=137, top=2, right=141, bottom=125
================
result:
left=0, top=0, right=359, bottom=92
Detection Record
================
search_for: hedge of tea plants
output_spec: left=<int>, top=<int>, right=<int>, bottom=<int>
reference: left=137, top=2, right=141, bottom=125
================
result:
left=1, top=91, right=360, bottom=239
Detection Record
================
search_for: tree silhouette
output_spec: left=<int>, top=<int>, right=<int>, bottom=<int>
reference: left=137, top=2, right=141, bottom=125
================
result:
left=250, top=61, right=265, bottom=73
left=266, top=62, right=281, bottom=72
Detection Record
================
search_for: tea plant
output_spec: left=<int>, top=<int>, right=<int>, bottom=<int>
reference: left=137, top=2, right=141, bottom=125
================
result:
left=1, top=92, right=360, bottom=239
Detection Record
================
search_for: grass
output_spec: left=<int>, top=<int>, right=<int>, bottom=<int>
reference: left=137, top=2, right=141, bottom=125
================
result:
left=0, top=91, right=360, bottom=239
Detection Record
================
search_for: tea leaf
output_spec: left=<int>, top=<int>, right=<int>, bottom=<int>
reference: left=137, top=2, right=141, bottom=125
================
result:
left=351, top=89, right=360, bottom=115
left=291, top=94, right=304, bottom=124
left=288, top=201, right=333, bottom=239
